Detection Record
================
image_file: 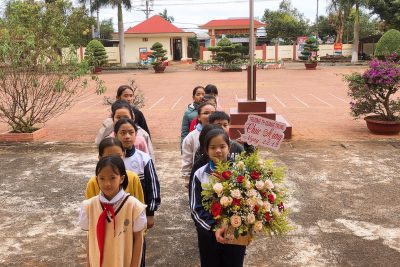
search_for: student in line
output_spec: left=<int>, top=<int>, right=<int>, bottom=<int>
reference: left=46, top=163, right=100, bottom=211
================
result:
left=205, top=84, right=223, bottom=111
left=181, top=102, right=216, bottom=186
left=189, top=94, right=218, bottom=132
left=97, top=100, right=155, bottom=162
left=85, top=137, right=144, bottom=204
left=180, top=86, right=205, bottom=147
left=95, top=85, right=151, bottom=144
left=114, top=118, right=160, bottom=267
left=190, top=128, right=246, bottom=267
left=79, top=156, right=147, bottom=267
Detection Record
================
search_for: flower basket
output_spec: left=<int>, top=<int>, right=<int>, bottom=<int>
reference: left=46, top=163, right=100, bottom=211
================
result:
left=224, top=225, right=252, bottom=246
left=202, top=151, right=292, bottom=246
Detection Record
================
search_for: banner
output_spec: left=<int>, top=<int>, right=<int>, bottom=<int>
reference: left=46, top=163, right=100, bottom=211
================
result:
left=240, top=115, right=286, bottom=150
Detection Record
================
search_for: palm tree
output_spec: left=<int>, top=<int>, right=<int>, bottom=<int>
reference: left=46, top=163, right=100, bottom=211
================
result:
left=350, top=0, right=369, bottom=63
left=97, top=0, right=133, bottom=67
left=158, top=9, right=174, bottom=23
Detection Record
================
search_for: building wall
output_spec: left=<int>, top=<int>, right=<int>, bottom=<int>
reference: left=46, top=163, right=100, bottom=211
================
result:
left=124, top=37, right=173, bottom=63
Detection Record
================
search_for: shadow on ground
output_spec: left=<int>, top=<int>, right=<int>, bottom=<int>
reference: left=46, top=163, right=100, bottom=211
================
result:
left=0, top=141, right=399, bottom=266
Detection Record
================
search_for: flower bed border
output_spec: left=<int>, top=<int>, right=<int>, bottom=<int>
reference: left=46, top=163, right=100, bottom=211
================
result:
left=0, top=128, right=47, bottom=142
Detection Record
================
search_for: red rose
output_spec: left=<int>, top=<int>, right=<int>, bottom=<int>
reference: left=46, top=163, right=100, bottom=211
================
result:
left=250, top=170, right=261, bottom=180
left=260, top=191, right=267, bottom=197
left=265, top=213, right=272, bottom=222
left=232, top=198, right=241, bottom=206
left=222, top=171, right=232, bottom=180
left=253, top=205, right=259, bottom=214
left=236, top=175, right=244, bottom=183
left=211, top=201, right=222, bottom=217
left=268, top=194, right=275, bottom=204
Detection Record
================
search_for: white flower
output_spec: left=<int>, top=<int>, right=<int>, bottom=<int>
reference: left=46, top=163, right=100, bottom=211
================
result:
left=220, top=196, right=232, bottom=207
left=254, top=221, right=263, bottom=232
left=262, top=201, right=271, bottom=211
left=213, top=183, right=223, bottom=195
left=246, top=213, right=256, bottom=225
left=236, top=161, right=245, bottom=170
left=264, top=180, right=274, bottom=189
left=257, top=159, right=264, bottom=166
left=247, top=189, right=257, bottom=198
left=244, top=180, right=252, bottom=190
left=255, top=180, right=265, bottom=191
left=246, top=198, right=256, bottom=208
left=230, top=215, right=242, bottom=228
left=230, top=189, right=242, bottom=199
left=256, top=199, right=264, bottom=207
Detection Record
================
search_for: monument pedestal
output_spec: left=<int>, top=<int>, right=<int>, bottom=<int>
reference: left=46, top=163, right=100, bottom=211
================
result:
left=229, top=98, right=292, bottom=140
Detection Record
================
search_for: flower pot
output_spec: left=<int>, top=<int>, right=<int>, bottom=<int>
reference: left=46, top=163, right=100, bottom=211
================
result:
left=364, top=116, right=400, bottom=135
left=224, top=225, right=252, bottom=246
left=0, top=128, right=47, bottom=142
left=94, top=67, right=102, bottom=74
left=153, top=65, right=166, bottom=73
left=304, top=62, right=317, bottom=70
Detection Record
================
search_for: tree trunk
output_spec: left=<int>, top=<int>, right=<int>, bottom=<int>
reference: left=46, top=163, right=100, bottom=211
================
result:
left=118, top=4, right=126, bottom=67
left=97, top=8, right=100, bottom=38
left=351, top=4, right=360, bottom=63
left=335, top=11, right=344, bottom=44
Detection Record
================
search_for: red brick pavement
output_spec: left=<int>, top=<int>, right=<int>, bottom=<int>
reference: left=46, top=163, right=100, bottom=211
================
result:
left=1, top=63, right=399, bottom=143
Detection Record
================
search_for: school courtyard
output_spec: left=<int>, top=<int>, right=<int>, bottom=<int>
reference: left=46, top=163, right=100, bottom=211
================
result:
left=0, top=64, right=399, bottom=266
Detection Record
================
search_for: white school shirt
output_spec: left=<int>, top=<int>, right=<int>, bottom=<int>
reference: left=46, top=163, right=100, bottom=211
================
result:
left=181, top=129, right=200, bottom=181
left=79, top=189, right=147, bottom=232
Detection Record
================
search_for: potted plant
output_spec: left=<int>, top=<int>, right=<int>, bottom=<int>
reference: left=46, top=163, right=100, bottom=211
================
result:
left=208, top=37, right=243, bottom=72
left=84, top=39, right=108, bottom=73
left=148, top=42, right=168, bottom=73
left=299, top=36, right=319, bottom=70
left=345, top=53, right=400, bottom=134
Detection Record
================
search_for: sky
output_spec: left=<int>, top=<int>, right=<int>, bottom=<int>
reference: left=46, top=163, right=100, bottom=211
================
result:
left=76, top=0, right=329, bottom=34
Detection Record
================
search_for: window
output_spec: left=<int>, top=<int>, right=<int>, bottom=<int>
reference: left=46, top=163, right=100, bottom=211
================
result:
left=142, top=38, right=148, bottom=42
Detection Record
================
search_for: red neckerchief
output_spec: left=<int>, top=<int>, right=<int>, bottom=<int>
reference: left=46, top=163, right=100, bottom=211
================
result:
left=96, top=203, right=116, bottom=267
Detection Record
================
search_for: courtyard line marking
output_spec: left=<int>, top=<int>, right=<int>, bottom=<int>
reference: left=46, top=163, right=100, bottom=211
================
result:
left=171, top=96, right=183, bottom=110
left=291, top=94, right=310, bottom=108
left=235, top=94, right=238, bottom=100
left=77, top=94, right=96, bottom=105
left=80, top=100, right=103, bottom=112
left=310, top=94, right=333, bottom=107
left=148, top=96, right=165, bottom=110
left=329, top=93, right=348, bottom=103
left=1, top=131, right=9, bottom=134
left=272, top=94, right=287, bottom=108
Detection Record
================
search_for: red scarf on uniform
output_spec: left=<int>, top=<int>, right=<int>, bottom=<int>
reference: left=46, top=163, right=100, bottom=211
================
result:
left=97, top=203, right=116, bottom=267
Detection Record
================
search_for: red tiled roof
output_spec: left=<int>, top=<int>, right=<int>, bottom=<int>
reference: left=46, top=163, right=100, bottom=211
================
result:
left=125, top=15, right=184, bottom=34
left=200, top=19, right=264, bottom=28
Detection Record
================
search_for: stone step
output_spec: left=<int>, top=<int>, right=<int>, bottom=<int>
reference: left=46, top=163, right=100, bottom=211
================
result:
left=229, top=114, right=292, bottom=140
left=237, top=98, right=266, bottom=112
left=230, top=107, right=276, bottom=125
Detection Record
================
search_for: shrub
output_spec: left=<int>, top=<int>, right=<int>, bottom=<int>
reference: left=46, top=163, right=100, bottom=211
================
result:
left=375, top=29, right=400, bottom=58
left=84, top=39, right=108, bottom=69
left=208, top=37, right=243, bottom=68
left=148, top=42, right=168, bottom=68
left=299, top=36, right=319, bottom=63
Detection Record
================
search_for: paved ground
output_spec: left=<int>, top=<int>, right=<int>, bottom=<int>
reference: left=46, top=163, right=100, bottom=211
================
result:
left=1, top=64, right=400, bottom=266
left=0, top=141, right=399, bottom=266
left=1, top=63, right=399, bottom=143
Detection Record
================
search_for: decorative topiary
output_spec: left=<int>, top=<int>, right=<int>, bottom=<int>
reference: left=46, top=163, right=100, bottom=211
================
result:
left=375, top=29, right=400, bottom=59
left=84, top=39, right=108, bottom=70
left=299, top=36, right=319, bottom=63
left=148, top=42, right=168, bottom=69
left=208, top=37, right=243, bottom=70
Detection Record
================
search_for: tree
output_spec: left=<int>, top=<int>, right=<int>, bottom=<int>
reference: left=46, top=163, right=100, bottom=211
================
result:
left=208, top=37, right=243, bottom=69
left=0, top=0, right=106, bottom=133
left=100, top=18, right=114, bottom=40
left=312, top=16, right=336, bottom=43
left=327, top=0, right=352, bottom=43
left=368, top=0, right=400, bottom=30
left=158, top=8, right=174, bottom=23
left=96, top=0, right=133, bottom=67
left=262, top=0, right=310, bottom=44
left=84, top=39, right=108, bottom=70
left=374, top=29, right=400, bottom=58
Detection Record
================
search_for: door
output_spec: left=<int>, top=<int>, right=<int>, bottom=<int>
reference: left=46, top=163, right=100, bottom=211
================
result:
left=173, top=38, right=182, bottom=61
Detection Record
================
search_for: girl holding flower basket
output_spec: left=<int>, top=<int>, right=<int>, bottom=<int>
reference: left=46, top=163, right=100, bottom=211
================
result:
left=190, top=126, right=291, bottom=267
left=190, top=128, right=246, bottom=267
